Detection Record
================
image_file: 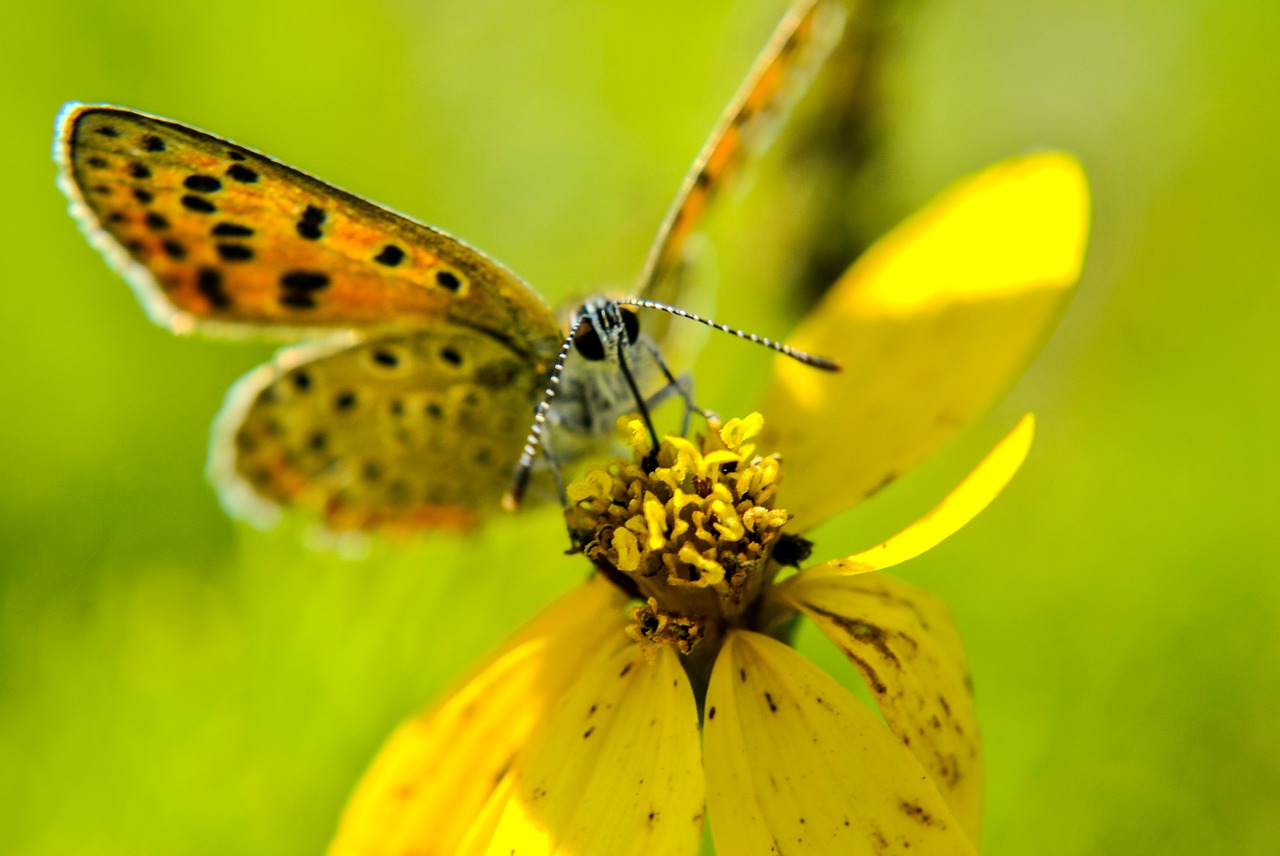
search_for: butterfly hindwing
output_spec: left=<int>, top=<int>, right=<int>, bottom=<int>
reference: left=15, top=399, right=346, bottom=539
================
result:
left=211, top=325, right=546, bottom=533
left=56, top=103, right=562, bottom=359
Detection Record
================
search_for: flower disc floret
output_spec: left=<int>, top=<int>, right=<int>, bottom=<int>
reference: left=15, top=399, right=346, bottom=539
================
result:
left=567, top=413, right=789, bottom=650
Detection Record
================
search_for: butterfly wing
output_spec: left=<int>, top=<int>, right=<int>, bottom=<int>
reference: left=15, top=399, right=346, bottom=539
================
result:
left=635, top=0, right=846, bottom=307
left=54, top=103, right=562, bottom=360
left=211, top=326, right=546, bottom=533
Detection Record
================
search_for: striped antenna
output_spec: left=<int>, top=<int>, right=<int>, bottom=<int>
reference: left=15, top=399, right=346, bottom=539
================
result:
left=619, top=298, right=842, bottom=371
left=502, top=317, right=585, bottom=513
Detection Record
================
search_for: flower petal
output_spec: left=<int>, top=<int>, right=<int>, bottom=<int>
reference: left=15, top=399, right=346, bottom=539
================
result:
left=761, top=153, right=1087, bottom=527
left=326, top=577, right=628, bottom=856
left=481, top=644, right=704, bottom=855
left=796, top=413, right=1034, bottom=580
left=455, top=773, right=515, bottom=855
left=782, top=573, right=983, bottom=842
left=704, top=630, right=976, bottom=855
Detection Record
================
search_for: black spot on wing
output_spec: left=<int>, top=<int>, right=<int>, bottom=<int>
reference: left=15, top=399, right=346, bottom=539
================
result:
left=374, top=244, right=404, bottom=266
left=184, top=175, right=222, bottom=193
left=226, top=163, right=258, bottom=183
left=296, top=205, right=325, bottom=240
left=371, top=349, right=399, bottom=368
left=278, top=270, right=330, bottom=310
left=141, top=134, right=166, bottom=152
left=280, top=271, right=330, bottom=291
left=181, top=194, right=216, bottom=213
left=197, top=267, right=231, bottom=308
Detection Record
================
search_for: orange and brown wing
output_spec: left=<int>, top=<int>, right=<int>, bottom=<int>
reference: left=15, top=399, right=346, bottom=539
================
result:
left=636, top=0, right=846, bottom=303
left=55, top=103, right=562, bottom=360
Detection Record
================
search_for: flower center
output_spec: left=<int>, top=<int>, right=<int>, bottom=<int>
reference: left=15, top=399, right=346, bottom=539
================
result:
left=566, top=413, right=793, bottom=659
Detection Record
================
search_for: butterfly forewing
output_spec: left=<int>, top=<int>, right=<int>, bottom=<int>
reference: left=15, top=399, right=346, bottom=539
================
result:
left=211, top=326, right=545, bottom=532
left=636, top=0, right=845, bottom=306
left=57, top=104, right=562, bottom=359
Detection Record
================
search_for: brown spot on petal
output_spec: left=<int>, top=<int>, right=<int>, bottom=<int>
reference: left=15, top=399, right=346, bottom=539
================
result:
left=844, top=649, right=887, bottom=694
left=899, top=799, right=939, bottom=828
left=801, top=601, right=901, bottom=665
left=866, top=470, right=899, bottom=498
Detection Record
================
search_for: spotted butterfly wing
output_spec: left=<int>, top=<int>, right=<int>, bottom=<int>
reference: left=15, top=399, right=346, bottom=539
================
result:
left=636, top=0, right=846, bottom=317
left=212, top=327, right=544, bottom=533
left=56, top=104, right=561, bottom=356
left=56, top=103, right=562, bottom=531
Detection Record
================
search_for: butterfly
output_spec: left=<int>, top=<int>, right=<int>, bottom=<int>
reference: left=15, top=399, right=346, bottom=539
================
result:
left=54, top=0, right=845, bottom=534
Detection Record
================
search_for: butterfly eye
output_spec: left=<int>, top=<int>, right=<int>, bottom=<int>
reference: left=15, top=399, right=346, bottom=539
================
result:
left=621, top=306, right=641, bottom=344
left=573, top=322, right=606, bottom=361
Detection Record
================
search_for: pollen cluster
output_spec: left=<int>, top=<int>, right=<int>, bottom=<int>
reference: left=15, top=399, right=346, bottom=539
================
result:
left=566, top=414, right=789, bottom=652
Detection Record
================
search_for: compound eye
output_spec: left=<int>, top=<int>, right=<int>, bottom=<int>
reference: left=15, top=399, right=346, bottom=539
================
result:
left=573, top=322, right=606, bottom=361
left=620, top=306, right=641, bottom=344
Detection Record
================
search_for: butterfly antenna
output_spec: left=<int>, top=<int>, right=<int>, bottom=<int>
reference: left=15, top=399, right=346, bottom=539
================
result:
left=619, top=298, right=842, bottom=371
left=503, top=319, right=584, bottom=513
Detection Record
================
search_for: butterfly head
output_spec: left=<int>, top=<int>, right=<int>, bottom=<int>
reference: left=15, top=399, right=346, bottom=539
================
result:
left=570, top=297, right=642, bottom=364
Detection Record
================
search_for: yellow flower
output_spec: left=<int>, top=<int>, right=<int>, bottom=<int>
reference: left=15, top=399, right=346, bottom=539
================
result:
left=325, top=152, right=1089, bottom=855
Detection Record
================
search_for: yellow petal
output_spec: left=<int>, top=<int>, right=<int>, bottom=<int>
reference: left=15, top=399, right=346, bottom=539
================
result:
left=326, top=577, right=628, bottom=856
left=782, top=573, right=983, bottom=842
left=761, top=152, right=1088, bottom=527
left=481, top=645, right=704, bottom=855
left=797, top=413, right=1034, bottom=580
left=704, top=630, right=976, bottom=855
left=455, top=774, right=515, bottom=856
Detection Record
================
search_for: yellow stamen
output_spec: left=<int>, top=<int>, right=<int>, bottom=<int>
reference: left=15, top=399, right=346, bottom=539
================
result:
left=566, top=414, right=790, bottom=650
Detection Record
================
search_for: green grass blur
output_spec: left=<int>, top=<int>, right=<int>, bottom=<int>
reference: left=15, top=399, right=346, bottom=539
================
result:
left=1, top=0, right=1275, bottom=853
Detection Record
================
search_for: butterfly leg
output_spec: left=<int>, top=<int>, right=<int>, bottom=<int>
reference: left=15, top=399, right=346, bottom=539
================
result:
left=640, top=339, right=711, bottom=436
left=537, top=415, right=570, bottom=507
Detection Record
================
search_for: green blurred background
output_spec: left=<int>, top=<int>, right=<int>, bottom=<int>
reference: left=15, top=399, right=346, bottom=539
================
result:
left=1, top=0, right=1276, bottom=853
